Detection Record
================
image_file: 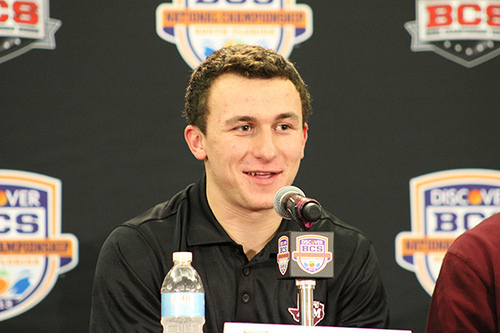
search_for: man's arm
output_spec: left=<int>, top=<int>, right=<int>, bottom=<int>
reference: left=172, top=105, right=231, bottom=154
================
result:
left=426, top=252, right=495, bottom=333
left=336, top=241, right=390, bottom=328
left=90, top=226, right=164, bottom=332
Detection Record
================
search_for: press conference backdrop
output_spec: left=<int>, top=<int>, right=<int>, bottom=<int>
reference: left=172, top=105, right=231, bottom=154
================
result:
left=1, top=1, right=500, bottom=332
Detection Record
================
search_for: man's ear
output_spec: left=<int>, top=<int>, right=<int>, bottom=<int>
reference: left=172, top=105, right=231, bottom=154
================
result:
left=301, top=122, right=309, bottom=159
left=184, top=125, right=207, bottom=160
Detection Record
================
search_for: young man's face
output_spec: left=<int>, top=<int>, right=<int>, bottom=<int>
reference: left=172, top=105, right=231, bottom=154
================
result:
left=186, top=73, right=308, bottom=213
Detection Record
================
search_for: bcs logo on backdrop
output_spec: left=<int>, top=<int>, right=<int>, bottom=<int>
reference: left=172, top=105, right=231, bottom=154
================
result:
left=0, top=170, right=78, bottom=321
left=395, top=169, right=500, bottom=295
left=0, top=0, right=61, bottom=64
left=405, top=0, right=500, bottom=67
left=156, top=0, right=313, bottom=68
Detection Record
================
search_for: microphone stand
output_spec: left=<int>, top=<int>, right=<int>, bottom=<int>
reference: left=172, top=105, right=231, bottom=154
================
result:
left=277, top=223, right=334, bottom=327
left=296, top=279, right=316, bottom=326
left=295, top=222, right=316, bottom=327
left=275, top=188, right=333, bottom=327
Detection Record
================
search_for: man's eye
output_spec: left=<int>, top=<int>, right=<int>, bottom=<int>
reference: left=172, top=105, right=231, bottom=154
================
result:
left=238, top=125, right=251, bottom=131
left=277, top=124, right=291, bottom=131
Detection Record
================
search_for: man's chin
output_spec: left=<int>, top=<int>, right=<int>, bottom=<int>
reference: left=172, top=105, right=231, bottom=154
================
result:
left=245, top=200, right=275, bottom=213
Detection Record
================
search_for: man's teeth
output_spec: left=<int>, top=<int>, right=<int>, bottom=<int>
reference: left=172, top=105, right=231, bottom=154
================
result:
left=248, top=172, right=272, bottom=176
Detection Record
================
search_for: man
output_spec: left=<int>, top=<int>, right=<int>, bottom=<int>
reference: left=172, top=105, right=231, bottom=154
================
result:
left=426, top=212, right=500, bottom=333
left=90, top=44, right=389, bottom=332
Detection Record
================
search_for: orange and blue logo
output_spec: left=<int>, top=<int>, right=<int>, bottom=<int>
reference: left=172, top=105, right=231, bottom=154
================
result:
left=156, top=0, right=313, bottom=68
left=0, top=170, right=78, bottom=321
left=292, top=235, right=331, bottom=275
left=277, top=235, right=290, bottom=275
left=395, top=169, right=500, bottom=295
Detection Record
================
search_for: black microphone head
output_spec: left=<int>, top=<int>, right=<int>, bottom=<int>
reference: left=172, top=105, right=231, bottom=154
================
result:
left=273, top=185, right=305, bottom=219
left=302, top=201, right=323, bottom=222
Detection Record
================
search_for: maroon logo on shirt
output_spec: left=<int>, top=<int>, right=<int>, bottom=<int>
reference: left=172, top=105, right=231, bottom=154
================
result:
left=288, top=294, right=325, bottom=325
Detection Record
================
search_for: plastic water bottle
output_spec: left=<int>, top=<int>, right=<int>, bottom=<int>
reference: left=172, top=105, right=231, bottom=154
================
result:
left=161, top=252, right=205, bottom=333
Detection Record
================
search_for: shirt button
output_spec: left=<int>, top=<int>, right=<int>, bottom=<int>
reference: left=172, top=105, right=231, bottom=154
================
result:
left=242, top=293, right=251, bottom=304
left=243, top=267, right=250, bottom=276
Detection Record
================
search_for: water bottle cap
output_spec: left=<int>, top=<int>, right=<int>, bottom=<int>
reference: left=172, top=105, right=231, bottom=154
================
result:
left=172, top=251, right=192, bottom=263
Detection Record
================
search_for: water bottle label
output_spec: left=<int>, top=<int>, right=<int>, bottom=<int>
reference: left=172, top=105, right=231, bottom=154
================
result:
left=161, top=293, right=205, bottom=317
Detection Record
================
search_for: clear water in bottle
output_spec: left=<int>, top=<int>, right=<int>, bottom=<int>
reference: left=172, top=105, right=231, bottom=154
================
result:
left=161, top=252, right=205, bottom=333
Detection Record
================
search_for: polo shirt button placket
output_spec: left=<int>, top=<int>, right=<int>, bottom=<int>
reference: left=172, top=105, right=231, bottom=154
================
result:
left=242, top=293, right=251, bottom=304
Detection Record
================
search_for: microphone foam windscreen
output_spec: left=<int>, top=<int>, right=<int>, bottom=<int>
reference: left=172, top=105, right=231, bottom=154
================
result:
left=273, top=185, right=305, bottom=219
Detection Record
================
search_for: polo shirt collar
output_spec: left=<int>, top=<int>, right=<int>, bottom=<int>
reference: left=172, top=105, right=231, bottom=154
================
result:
left=186, top=174, right=235, bottom=247
left=186, top=174, right=301, bottom=252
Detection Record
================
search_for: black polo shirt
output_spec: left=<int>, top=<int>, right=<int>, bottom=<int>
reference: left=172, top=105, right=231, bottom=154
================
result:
left=90, top=175, right=389, bottom=332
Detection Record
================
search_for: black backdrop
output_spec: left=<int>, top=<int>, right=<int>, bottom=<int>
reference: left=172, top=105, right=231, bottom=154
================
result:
left=2, top=1, right=500, bottom=332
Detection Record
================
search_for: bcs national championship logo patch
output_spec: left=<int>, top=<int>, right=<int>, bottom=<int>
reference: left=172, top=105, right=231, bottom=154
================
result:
left=156, top=0, right=313, bottom=68
left=395, top=169, right=500, bottom=295
left=0, top=170, right=78, bottom=321
left=405, top=0, right=500, bottom=67
left=0, top=0, right=61, bottom=64
left=292, top=235, right=332, bottom=274
left=277, top=235, right=290, bottom=275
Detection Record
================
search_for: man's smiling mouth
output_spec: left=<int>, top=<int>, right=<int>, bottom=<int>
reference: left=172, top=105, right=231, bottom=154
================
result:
left=245, top=172, right=277, bottom=177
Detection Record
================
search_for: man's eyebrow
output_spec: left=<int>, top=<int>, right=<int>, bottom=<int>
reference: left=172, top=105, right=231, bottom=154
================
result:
left=224, top=116, right=256, bottom=126
left=276, top=112, right=300, bottom=121
left=224, top=113, right=300, bottom=126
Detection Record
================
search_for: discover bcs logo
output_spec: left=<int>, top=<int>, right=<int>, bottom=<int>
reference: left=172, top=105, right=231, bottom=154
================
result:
left=0, top=170, right=78, bottom=321
left=395, top=169, right=500, bottom=295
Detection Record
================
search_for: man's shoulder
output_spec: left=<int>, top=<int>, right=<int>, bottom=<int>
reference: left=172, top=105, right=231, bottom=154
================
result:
left=315, top=211, right=370, bottom=238
left=123, top=184, right=194, bottom=230
left=311, top=211, right=374, bottom=251
left=103, top=183, right=195, bottom=248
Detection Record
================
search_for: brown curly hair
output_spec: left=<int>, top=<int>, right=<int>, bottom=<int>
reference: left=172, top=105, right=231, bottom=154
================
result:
left=183, top=44, right=311, bottom=134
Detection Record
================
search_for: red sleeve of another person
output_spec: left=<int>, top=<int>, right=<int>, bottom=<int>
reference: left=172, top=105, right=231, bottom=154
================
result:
left=425, top=214, right=500, bottom=333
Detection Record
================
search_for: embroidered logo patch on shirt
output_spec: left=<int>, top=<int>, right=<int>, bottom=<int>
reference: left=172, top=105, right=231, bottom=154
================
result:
left=288, top=294, right=325, bottom=325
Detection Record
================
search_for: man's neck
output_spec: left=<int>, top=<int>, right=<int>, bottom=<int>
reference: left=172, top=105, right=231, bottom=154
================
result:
left=207, top=194, right=282, bottom=261
left=219, top=213, right=281, bottom=261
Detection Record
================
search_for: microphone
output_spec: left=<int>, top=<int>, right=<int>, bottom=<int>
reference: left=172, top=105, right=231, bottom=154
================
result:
left=273, top=186, right=323, bottom=229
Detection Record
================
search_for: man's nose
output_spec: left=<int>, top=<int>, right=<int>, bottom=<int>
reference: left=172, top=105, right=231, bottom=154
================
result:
left=252, top=129, right=278, bottom=161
